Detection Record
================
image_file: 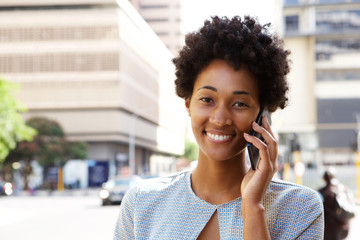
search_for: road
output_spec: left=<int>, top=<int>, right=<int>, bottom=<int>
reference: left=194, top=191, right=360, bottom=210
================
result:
left=347, top=202, right=360, bottom=240
left=1, top=193, right=360, bottom=239
left=0, top=194, right=120, bottom=240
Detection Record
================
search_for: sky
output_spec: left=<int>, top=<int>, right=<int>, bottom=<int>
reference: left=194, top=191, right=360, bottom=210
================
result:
left=181, top=0, right=278, bottom=33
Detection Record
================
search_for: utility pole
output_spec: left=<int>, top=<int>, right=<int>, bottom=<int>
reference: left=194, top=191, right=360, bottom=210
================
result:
left=355, top=113, right=360, bottom=199
left=128, top=114, right=138, bottom=176
left=128, top=106, right=155, bottom=176
left=290, top=133, right=304, bottom=185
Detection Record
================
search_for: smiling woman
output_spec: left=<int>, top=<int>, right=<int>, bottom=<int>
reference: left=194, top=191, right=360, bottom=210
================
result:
left=185, top=60, right=259, bottom=163
left=113, top=15, right=324, bottom=240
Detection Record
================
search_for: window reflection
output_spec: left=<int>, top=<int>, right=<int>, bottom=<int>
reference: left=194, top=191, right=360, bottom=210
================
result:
left=285, top=15, right=299, bottom=32
left=316, top=10, right=360, bottom=33
left=316, top=39, right=360, bottom=60
left=285, top=0, right=300, bottom=5
left=317, top=69, right=360, bottom=81
left=285, top=0, right=360, bottom=6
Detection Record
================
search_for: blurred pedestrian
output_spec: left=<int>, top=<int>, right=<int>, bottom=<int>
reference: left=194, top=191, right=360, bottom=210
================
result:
left=318, top=167, right=356, bottom=240
left=114, top=15, right=324, bottom=239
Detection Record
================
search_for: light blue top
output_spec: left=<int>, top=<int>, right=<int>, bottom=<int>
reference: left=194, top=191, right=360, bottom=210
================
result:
left=114, top=170, right=324, bottom=239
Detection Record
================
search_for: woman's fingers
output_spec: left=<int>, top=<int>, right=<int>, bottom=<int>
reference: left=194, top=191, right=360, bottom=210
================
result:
left=252, top=117, right=276, bottom=146
left=244, top=130, right=270, bottom=169
left=244, top=117, right=278, bottom=172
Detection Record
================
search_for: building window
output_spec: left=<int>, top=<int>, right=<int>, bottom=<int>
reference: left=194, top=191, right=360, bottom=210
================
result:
left=318, top=0, right=360, bottom=4
left=284, top=0, right=299, bottom=5
left=144, top=18, right=168, bottom=23
left=316, top=38, right=360, bottom=61
left=140, top=4, right=168, bottom=9
left=316, top=10, right=360, bottom=33
left=156, top=32, right=169, bottom=36
left=317, top=69, right=360, bottom=81
left=0, top=53, right=119, bottom=73
left=285, top=15, right=299, bottom=33
left=285, top=0, right=360, bottom=5
left=0, top=26, right=119, bottom=43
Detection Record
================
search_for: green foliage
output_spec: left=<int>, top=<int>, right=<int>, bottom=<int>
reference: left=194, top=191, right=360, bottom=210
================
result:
left=6, top=117, right=88, bottom=168
left=0, top=77, right=36, bottom=162
left=184, top=139, right=198, bottom=162
left=67, top=141, right=88, bottom=160
left=27, top=117, right=65, bottom=137
left=24, top=117, right=87, bottom=167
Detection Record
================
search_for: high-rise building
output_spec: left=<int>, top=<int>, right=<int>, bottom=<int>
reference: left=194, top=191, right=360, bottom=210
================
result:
left=129, top=0, right=182, bottom=56
left=0, top=0, right=186, bottom=182
left=281, top=0, right=360, bottom=165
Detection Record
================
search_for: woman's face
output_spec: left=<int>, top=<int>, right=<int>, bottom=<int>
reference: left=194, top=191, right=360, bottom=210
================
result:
left=186, top=59, right=260, bottom=162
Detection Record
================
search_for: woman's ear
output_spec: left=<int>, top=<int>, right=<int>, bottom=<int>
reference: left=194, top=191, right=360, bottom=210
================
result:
left=185, top=98, right=191, bottom=116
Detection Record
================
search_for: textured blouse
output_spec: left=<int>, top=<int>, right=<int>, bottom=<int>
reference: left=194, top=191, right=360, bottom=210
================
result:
left=114, top=170, right=324, bottom=239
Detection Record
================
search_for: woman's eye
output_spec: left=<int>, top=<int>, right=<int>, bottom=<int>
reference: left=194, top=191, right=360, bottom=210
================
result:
left=233, top=102, right=248, bottom=108
left=200, top=97, right=213, bottom=103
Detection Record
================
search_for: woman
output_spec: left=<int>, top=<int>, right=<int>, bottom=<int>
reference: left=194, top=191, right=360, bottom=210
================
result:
left=114, top=15, right=324, bottom=239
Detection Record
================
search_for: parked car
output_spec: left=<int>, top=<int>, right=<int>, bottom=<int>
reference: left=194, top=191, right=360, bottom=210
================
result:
left=99, top=175, right=142, bottom=205
left=0, top=181, right=13, bottom=196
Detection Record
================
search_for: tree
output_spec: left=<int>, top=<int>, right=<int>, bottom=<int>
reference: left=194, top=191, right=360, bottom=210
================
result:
left=5, top=116, right=88, bottom=189
left=12, top=117, right=87, bottom=166
left=184, top=139, right=198, bottom=162
left=0, top=77, right=36, bottom=162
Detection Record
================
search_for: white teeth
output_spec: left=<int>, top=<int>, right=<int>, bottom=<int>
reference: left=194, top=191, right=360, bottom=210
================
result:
left=207, top=132, right=231, bottom=141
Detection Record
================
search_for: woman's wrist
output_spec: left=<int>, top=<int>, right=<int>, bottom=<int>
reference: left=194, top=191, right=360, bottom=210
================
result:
left=242, top=200, right=270, bottom=240
left=242, top=199, right=265, bottom=217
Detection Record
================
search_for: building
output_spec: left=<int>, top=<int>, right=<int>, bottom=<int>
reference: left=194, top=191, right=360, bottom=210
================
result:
left=129, top=0, right=182, bottom=56
left=280, top=0, right=360, bottom=165
left=0, top=0, right=186, bottom=183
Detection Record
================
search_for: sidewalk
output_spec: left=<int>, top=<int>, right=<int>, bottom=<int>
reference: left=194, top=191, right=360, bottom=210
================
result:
left=348, top=203, right=360, bottom=239
left=7, top=189, right=360, bottom=239
left=14, top=188, right=101, bottom=197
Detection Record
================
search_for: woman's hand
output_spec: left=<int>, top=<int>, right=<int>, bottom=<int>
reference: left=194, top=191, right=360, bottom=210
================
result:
left=242, top=115, right=278, bottom=203
left=241, top=115, right=278, bottom=240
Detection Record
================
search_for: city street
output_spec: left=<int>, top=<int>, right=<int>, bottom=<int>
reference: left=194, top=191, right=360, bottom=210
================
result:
left=1, top=193, right=360, bottom=239
left=348, top=202, right=360, bottom=240
left=0, top=194, right=120, bottom=240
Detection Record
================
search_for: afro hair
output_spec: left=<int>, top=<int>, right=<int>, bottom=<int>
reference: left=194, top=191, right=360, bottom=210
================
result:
left=173, top=15, right=290, bottom=112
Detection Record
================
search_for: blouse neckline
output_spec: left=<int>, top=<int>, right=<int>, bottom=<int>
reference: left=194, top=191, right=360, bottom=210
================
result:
left=185, top=170, right=242, bottom=208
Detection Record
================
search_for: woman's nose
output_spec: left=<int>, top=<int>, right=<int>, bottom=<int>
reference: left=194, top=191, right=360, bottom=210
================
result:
left=209, top=105, right=232, bottom=126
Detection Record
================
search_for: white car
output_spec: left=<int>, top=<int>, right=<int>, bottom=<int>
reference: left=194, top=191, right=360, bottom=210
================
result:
left=99, top=175, right=142, bottom=205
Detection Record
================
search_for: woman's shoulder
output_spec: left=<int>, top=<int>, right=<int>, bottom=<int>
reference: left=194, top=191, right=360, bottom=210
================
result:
left=266, top=179, right=324, bottom=238
left=269, top=178, right=319, bottom=195
left=134, top=170, right=190, bottom=193
left=122, top=170, right=191, bottom=211
left=267, top=178, right=323, bottom=208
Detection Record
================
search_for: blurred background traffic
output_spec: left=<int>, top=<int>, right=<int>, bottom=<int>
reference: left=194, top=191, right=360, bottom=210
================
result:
left=1, top=0, right=360, bottom=239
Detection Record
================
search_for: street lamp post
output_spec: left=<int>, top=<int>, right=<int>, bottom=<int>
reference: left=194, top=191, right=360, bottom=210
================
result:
left=355, top=113, right=360, bottom=199
left=128, top=106, right=155, bottom=176
left=129, top=114, right=139, bottom=176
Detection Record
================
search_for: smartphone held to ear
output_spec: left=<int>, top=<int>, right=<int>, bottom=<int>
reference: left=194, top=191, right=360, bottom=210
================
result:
left=247, top=109, right=271, bottom=170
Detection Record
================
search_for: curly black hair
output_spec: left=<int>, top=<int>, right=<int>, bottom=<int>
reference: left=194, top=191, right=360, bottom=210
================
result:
left=173, top=15, right=290, bottom=112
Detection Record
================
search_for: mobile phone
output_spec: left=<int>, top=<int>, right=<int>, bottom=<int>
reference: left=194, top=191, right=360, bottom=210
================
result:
left=247, top=108, right=271, bottom=170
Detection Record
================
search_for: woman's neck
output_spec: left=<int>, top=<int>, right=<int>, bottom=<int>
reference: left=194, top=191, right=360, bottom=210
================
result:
left=191, top=153, right=248, bottom=205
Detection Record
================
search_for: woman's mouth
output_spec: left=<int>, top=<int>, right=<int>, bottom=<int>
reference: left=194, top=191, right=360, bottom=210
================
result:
left=205, top=131, right=234, bottom=142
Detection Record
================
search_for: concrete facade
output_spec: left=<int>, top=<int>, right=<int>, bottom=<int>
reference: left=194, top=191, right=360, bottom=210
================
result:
left=281, top=0, right=360, bottom=165
left=129, top=0, right=182, bottom=56
left=0, top=0, right=186, bottom=177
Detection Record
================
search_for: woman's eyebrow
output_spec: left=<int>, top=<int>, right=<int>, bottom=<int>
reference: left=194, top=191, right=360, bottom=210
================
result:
left=198, top=86, right=250, bottom=96
left=233, top=90, right=250, bottom=95
left=197, top=85, right=217, bottom=92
